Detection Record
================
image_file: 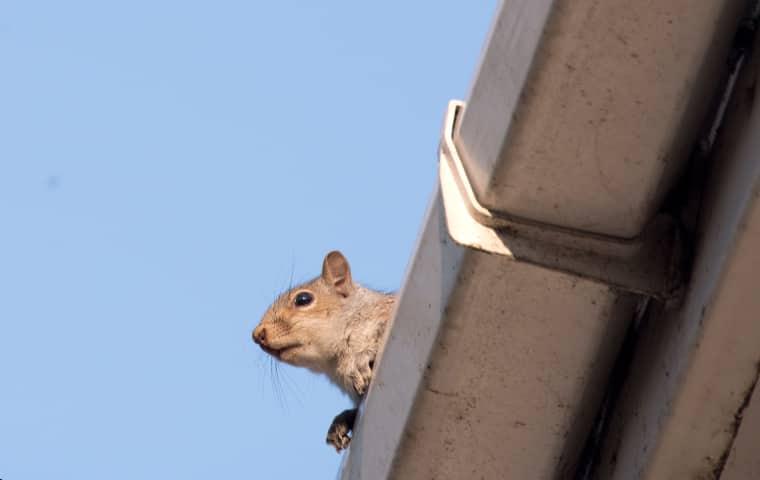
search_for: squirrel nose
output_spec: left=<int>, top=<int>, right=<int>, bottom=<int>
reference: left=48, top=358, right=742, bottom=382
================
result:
left=253, top=325, right=268, bottom=346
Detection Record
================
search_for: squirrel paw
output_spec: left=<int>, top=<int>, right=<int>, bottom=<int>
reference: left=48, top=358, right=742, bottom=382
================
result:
left=326, top=408, right=357, bottom=453
left=326, top=423, right=351, bottom=452
left=352, top=375, right=369, bottom=397
left=351, top=356, right=374, bottom=397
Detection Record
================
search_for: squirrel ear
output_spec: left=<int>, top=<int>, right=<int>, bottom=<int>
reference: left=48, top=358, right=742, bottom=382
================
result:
left=321, top=251, right=354, bottom=297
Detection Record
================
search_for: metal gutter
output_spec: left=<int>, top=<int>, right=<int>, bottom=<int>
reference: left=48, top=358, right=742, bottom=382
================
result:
left=440, top=101, right=681, bottom=299
left=339, top=0, right=755, bottom=478
left=594, top=28, right=760, bottom=478
left=339, top=190, right=464, bottom=480
left=342, top=184, right=639, bottom=479
left=455, top=0, right=745, bottom=238
left=721, top=367, right=760, bottom=479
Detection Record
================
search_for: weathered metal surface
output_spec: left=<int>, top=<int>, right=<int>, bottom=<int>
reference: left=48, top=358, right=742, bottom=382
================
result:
left=341, top=142, right=639, bottom=479
left=595, top=37, right=760, bottom=479
left=455, top=0, right=745, bottom=238
left=389, top=252, right=637, bottom=479
left=340, top=188, right=465, bottom=480
left=340, top=1, right=757, bottom=478
left=441, top=101, right=681, bottom=299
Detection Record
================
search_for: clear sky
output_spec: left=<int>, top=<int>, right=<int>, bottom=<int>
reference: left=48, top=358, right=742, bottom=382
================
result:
left=0, top=2, right=496, bottom=478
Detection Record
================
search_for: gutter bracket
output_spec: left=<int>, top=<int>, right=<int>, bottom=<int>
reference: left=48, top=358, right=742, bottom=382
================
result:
left=439, top=100, right=682, bottom=299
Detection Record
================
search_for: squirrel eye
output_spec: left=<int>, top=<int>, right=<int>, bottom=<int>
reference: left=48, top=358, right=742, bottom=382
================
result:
left=294, top=291, right=314, bottom=307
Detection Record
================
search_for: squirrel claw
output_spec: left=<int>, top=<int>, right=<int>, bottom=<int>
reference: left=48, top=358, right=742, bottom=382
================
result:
left=352, top=378, right=369, bottom=397
left=326, top=408, right=357, bottom=453
left=351, top=355, right=374, bottom=398
left=326, top=426, right=351, bottom=452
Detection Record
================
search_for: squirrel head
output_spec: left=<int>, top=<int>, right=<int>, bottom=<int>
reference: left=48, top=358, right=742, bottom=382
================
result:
left=253, top=250, right=356, bottom=373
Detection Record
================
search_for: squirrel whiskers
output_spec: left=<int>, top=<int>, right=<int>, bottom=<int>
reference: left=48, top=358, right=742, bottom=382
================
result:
left=253, top=251, right=395, bottom=451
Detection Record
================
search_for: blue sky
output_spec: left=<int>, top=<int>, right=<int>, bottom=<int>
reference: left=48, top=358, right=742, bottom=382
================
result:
left=0, top=2, right=496, bottom=478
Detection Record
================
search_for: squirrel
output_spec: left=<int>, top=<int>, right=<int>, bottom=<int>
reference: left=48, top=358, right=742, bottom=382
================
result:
left=252, top=251, right=396, bottom=452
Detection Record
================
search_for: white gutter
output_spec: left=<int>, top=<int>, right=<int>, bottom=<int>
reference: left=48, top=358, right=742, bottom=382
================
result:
left=456, top=0, right=746, bottom=239
left=340, top=0, right=753, bottom=478
left=596, top=30, right=760, bottom=478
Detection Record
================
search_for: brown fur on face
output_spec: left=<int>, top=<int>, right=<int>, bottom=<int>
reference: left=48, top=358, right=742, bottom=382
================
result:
left=252, top=251, right=396, bottom=451
left=253, top=273, right=350, bottom=374
left=252, top=251, right=395, bottom=401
